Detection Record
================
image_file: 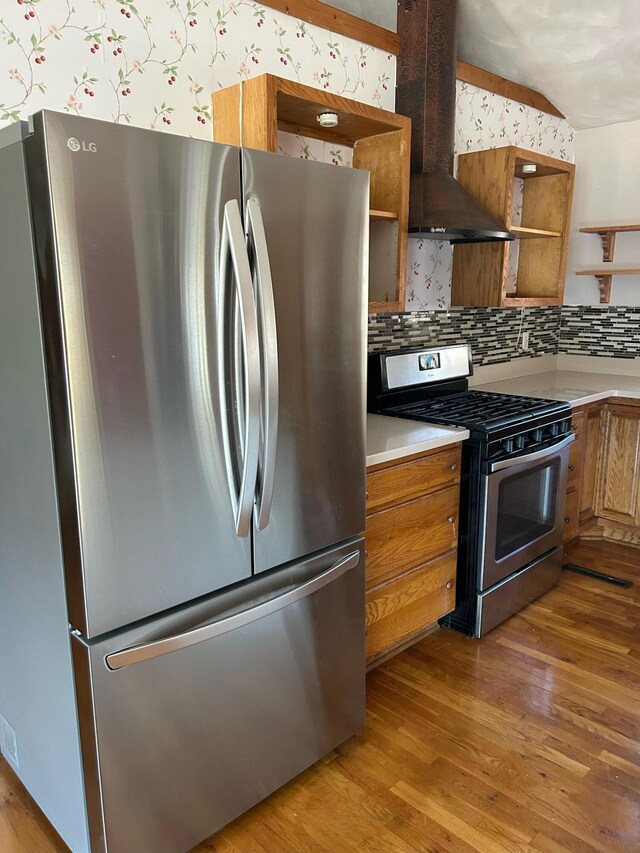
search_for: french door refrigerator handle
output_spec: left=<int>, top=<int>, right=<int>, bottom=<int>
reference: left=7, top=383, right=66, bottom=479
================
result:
left=105, top=550, right=361, bottom=670
left=246, top=198, right=279, bottom=531
left=490, top=433, right=575, bottom=473
left=218, top=199, right=261, bottom=537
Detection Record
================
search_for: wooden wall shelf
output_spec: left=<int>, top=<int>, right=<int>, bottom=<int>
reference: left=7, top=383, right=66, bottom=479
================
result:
left=576, top=268, right=640, bottom=303
left=578, top=224, right=640, bottom=300
left=212, top=74, right=411, bottom=313
left=580, top=224, right=640, bottom=262
left=451, top=146, right=575, bottom=307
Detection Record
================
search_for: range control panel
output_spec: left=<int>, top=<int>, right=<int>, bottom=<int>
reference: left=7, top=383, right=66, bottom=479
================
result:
left=383, top=344, right=472, bottom=390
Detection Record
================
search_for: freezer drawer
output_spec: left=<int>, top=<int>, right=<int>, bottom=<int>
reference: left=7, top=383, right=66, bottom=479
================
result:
left=72, top=538, right=365, bottom=853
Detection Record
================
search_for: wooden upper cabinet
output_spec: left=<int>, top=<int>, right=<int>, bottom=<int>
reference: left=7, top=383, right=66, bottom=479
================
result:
left=451, top=146, right=575, bottom=307
left=211, top=74, right=411, bottom=313
left=596, top=401, right=640, bottom=527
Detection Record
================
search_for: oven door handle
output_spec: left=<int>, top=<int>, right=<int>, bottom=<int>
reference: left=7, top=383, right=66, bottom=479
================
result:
left=490, top=433, right=575, bottom=473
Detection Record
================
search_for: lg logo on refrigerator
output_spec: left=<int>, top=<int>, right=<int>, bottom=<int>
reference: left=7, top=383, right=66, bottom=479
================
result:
left=67, top=137, right=97, bottom=153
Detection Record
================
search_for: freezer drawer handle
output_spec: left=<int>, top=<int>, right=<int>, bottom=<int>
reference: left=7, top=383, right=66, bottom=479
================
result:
left=105, top=549, right=361, bottom=671
left=246, top=198, right=279, bottom=532
left=218, top=199, right=261, bottom=537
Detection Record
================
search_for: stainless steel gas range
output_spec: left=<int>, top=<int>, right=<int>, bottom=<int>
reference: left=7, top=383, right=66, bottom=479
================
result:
left=368, top=344, right=574, bottom=638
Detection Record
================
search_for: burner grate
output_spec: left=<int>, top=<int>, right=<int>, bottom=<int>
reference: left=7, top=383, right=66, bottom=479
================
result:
left=395, top=390, right=567, bottom=431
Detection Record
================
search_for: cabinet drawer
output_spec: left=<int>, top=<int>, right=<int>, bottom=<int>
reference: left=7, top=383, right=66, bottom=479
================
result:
left=563, top=488, right=580, bottom=543
left=366, top=485, right=459, bottom=588
left=570, top=409, right=586, bottom=441
left=366, top=551, right=456, bottom=664
left=567, top=437, right=582, bottom=491
left=366, top=445, right=461, bottom=513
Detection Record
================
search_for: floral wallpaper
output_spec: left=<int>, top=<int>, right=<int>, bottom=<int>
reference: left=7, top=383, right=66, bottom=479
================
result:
left=0, top=0, right=395, bottom=140
left=405, top=81, right=576, bottom=310
left=0, top=3, right=576, bottom=312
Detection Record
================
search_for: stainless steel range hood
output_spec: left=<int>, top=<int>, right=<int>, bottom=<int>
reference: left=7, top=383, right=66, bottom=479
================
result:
left=397, top=0, right=513, bottom=244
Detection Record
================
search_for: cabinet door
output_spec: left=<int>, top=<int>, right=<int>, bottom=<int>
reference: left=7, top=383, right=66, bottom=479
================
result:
left=596, top=404, right=640, bottom=526
left=579, top=404, right=604, bottom=524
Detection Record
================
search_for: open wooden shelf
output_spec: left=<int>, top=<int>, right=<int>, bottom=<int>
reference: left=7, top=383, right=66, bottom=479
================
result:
left=369, top=209, right=398, bottom=222
left=510, top=225, right=562, bottom=239
left=576, top=268, right=640, bottom=275
left=580, top=224, right=640, bottom=234
left=452, top=146, right=575, bottom=306
left=504, top=295, right=563, bottom=307
left=579, top=224, right=640, bottom=262
left=212, top=74, right=411, bottom=313
left=575, top=268, right=640, bottom=303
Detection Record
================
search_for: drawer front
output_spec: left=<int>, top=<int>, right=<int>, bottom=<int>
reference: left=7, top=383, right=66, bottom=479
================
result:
left=567, top=437, right=582, bottom=491
left=563, top=487, right=580, bottom=543
left=366, top=551, right=456, bottom=663
left=366, top=485, right=459, bottom=588
left=570, top=409, right=586, bottom=442
left=366, top=445, right=461, bottom=513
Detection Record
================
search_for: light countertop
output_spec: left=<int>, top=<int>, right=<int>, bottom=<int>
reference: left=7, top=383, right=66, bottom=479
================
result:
left=474, top=370, right=640, bottom=407
left=366, top=414, right=469, bottom=467
left=366, top=358, right=640, bottom=466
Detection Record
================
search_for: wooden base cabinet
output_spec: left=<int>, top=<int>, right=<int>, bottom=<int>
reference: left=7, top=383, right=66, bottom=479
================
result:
left=365, top=445, right=461, bottom=667
left=562, top=401, right=605, bottom=545
left=580, top=402, right=604, bottom=524
left=596, top=399, right=640, bottom=526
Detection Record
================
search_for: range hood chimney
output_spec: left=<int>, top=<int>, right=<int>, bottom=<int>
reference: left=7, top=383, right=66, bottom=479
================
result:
left=396, top=0, right=513, bottom=244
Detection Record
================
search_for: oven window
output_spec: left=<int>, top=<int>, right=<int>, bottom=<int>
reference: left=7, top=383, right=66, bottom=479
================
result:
left=495, top=460, right=560, bottom=560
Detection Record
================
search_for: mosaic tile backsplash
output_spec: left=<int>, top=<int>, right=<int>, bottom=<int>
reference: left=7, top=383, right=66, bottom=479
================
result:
left=559, top=307, right=640, bottom=359
left=369, top=306, right=640, bottom=366
left=368, top=307, right=561, bottom=367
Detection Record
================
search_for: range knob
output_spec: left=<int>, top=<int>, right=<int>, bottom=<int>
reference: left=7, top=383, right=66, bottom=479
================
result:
left=516, top=434, right=526, bottom=450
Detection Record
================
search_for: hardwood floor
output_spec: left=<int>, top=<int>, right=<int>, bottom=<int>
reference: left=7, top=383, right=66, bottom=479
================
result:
left=2, top=539, right=639, bottom=853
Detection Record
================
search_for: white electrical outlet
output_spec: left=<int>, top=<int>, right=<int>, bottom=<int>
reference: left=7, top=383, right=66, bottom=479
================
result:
left=0, top=712, right=19, bottom=769
left=521, top=331, right=530, bottom=350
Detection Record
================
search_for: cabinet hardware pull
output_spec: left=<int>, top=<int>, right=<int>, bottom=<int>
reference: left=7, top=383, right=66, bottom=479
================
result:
left=569, top=464, right=575, bottom=471
left=564, top=517, right=570, bottom=524
left=445, top=581, right=453, bottom=589
left=447, top=516, right=455, bottom=523
left=449, top=464, right=457, bottom=471
left=365, top=491, right=369, bottom=499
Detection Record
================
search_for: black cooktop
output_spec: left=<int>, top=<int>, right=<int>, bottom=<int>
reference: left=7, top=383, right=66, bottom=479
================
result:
left=388, top=390, right=569, bottom=433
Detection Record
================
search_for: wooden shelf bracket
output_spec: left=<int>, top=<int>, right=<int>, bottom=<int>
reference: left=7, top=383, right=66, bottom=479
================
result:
left=599, top=231, right=617, bottom=262
left=595, top=273, right=613, bottom=303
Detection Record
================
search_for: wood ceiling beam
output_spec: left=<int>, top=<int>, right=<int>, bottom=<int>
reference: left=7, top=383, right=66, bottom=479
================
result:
left=456, top=61, right=565, bottom=119
left=261, top=5, right=564, bottom=122
left=263, top=1, right=399, bottom=54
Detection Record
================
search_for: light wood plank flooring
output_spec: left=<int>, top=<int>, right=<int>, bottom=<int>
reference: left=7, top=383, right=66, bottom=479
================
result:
left=2, top=539, right=639, bottom=852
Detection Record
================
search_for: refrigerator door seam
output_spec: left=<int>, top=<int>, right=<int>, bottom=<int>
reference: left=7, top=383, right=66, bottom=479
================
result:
left=245, top=197, right=279, bottom=532
left=218, top=199, right=261, bottom=538
left=104, top=549, right=361, bottom=670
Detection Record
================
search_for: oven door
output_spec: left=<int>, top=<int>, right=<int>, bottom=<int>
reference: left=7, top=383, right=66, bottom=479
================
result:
left=480, top=434, right=574, bottom=590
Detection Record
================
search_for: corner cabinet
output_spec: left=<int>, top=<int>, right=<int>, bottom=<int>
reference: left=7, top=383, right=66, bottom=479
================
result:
left=452, top=146, right=575, bottom=307
left=211, top=73, right=411, bottom=313
left=365, top=444, right=461, bottom=668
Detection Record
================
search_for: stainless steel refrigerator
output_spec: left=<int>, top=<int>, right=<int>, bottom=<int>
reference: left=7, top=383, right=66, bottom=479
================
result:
left=0, top=111, right=368, bottom=852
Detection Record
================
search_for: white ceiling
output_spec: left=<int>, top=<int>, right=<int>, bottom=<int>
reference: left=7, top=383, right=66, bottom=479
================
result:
left=457, top=0, right=640, bottom=130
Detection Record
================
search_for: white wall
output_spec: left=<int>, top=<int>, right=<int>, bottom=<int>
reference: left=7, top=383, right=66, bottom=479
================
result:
left=565, top=118, right=640, bottom=305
